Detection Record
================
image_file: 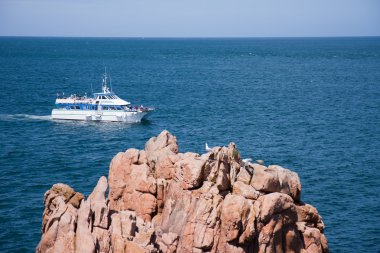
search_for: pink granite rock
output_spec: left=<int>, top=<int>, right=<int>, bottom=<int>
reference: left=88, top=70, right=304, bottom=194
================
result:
left=75, top=200, right=95, bottom=253
left=233, top=180, right=260, bottom=200
left=174, top=152, right=207, bottom=190
left=250, top=164, right=301, bottom=201
left=37, top=130, right=328, bottom=253
left=88, top=176, right=109, bottom=228
left=217, top=194, right=251, bottom=250
left=296, top=203, right=325, bottom=232
left=108, top=149, right=139, bottom=211
left=37, top=184, right=83, bottom=253
left=145, top=130, right=179, bottom=180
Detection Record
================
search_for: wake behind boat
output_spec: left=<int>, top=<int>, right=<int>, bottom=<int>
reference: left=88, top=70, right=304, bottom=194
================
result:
left=51, top=71, right=154, bottom=122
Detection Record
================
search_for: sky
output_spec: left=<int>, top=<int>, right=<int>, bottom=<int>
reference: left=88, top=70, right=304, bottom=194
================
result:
left=0, top=0, right=379, bottom=37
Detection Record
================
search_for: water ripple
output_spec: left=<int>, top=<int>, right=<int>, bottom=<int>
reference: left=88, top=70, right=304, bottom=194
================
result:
left=0, top=37, right=379, bottom=252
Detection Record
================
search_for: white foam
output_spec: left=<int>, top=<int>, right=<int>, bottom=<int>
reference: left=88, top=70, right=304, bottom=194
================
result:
left=0, top=114, right=52, bottom=122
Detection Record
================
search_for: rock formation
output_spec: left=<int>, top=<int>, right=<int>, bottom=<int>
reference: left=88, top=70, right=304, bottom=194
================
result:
left=37, top=130, right=328, bottom=253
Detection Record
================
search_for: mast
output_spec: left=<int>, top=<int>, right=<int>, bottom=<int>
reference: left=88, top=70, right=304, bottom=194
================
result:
left=102, top=67, right=109, bottom=93
left=109, top=69, right=113, bottom=92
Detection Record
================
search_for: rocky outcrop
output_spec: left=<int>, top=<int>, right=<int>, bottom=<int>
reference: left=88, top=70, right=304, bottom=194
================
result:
left=37, top=130, right=328, bottom=253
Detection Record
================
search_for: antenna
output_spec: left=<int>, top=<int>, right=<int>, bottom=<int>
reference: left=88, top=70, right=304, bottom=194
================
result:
left=109, top=68, right=113, bottom=92
left=102, top=67, right=108, bottom=93
left=104, top=67, right=106, bottom=84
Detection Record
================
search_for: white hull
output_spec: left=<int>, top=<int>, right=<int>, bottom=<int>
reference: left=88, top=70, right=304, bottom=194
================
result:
left=51, top=109, right=148, bottom=123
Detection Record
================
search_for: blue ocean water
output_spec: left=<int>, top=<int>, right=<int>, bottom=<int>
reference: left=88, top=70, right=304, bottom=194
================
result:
left=0, top=37, right=379, bottom=252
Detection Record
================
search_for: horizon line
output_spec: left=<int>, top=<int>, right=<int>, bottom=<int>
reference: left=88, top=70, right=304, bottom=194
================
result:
left=1, top=35, right=380, bottom=39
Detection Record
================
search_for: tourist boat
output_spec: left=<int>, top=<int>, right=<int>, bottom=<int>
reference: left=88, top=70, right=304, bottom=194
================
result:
left=51, top=71, right=154, bottom=122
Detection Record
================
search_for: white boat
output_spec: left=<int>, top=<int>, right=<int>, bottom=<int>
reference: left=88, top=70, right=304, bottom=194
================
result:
left=51, top=71, right=154, bottom=122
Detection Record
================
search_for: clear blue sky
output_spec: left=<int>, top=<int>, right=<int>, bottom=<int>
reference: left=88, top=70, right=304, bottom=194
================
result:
left=0, top=0, right=379, bottom=37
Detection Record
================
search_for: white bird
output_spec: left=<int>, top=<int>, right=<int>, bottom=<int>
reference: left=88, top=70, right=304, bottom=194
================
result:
left=205, top=143, right=212, bottom=151
left=242, top=158, right=252, bottom=163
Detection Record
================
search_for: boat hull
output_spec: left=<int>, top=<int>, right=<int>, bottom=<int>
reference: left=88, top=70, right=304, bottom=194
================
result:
left=51, top=109, right=148, bottom=123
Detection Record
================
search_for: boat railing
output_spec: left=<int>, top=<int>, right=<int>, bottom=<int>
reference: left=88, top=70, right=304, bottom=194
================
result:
left=124, top=106, right=155, bottom=112
left=54, top=102, right=154, bottom=112
left=56, top=98, right=94, bottom=104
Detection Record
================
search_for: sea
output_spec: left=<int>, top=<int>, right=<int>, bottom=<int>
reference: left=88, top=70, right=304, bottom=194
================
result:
left=0, top=37, right=379, bottom=253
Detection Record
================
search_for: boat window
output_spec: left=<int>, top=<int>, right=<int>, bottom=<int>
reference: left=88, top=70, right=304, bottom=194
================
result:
left=103, top=106, right=109, bottom=110
left=76, top=106, right=80, bottom=109
left=70, top=106, right=75, bottom=109
left=116, top=106, right=122, bottom=110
